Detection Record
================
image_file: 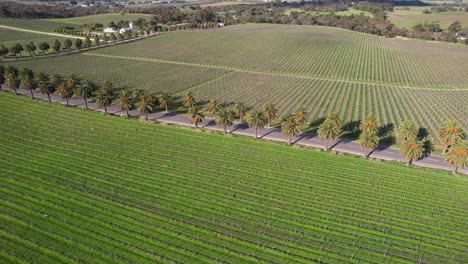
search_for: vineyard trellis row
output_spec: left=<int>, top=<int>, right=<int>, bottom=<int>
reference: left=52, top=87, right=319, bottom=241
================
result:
left=1, top=93, right=467, bottom=263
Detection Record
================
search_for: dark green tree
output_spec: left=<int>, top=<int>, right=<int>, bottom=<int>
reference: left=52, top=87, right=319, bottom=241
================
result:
left=52, top=39, right=61, bottom=53
left=75, top=80, right=97, bottom=110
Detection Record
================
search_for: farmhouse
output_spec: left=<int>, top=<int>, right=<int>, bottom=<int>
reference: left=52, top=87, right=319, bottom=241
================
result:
left=103, top=22, right=134, bottom=34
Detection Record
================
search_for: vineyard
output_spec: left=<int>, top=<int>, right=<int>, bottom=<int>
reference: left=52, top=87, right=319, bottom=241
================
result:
left=91, top=24, right=468, bottom=88
left=188, top=71, right=468, bottom=137
left=0, top=92, right=467, bottom=263
left=0, top=28, right=67, bottom=48
left=2, top=24, right=467, bottom=141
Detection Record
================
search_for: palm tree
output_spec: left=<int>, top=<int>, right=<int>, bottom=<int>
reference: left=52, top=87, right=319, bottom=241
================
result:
left=95, top=91, right=113, bottom=114
left=215, top=107, right=234, bottom=134
left=281, top=115, right=301, bottom=145
left=132, top=89, right=145, bottom=101
left=397, top=120, right=418, bottom=142
left=50, top=74, right=63, bottom=90
left=445, top=141, right=468, bottom=175
left=183, top=91, right=196, bottom=110
left=206, top=99, right=220, bottom=117
left=438, top=120, right=465, bottom=153
left=159, top=92, right=174, bottom=112
left=360, top=115, right=378, bottom=134
left=56, top=82, right=74, bottom=105
left=357, top=131, right=380, bottom=157
left=36, top=73, right=55, bottom=103
left=317, top=119, right=342, bottom=150
left=75, top=80, right=97, bottom=110
left=5, top=72, right=19, bottom=95
left=400, top=138, right=425, bottom=166
left=5, top=66, right=19, bottom=93
left=263, top=103, right=278, bottom=127
left=295, top=106, right=309, bottom=127
left=326, top=112, right=343, bottom=129
left=234, top=101, right=248, bottom=122
left=117, top=91, right=135, bottom=117
left=247, top=110, right=267, bottom=139
left=100, top=81, right=114, bottom=96
left=137, top=95, right=153, bottom=120
left=187, top=105, right=204, bottom=128
left=20, top=68, right=36, bottom=99
left=67, top=74, right=80, bottom=91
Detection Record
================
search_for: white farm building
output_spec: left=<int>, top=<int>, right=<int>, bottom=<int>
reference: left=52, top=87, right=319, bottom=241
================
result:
left=103, top=22, right=134, bottom=34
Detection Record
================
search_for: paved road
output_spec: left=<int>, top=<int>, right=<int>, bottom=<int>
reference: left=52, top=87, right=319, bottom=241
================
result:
left=4, top=87, right=467, bottom=175
left=0, top=25, right=85, bottom=39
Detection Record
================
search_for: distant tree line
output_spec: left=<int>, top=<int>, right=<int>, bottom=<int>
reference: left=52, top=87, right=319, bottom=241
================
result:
left=0, top=30, right=151, bottom=59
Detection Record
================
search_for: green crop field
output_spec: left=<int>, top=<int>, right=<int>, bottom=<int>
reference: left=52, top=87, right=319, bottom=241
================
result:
left=0, top=92, right=467, bottom=263
left=3, top=24, right=467, bottom=140
left=388, top=7, right=468, bottom=29
left=0, top=28, right=67, bottom=49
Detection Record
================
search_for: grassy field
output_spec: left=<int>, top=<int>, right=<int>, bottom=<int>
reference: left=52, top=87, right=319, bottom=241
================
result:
left=0, top=18, right=75, bottom=32
left=388, top=7, right=468, bottom=29
left=0, top=92, right=467, bottom=263
left=3, top=24, right=467, bottom=139
left=45, top=13, right=153, bottom=26
left=0, top=13, right=152, bottom=33
left=0, top=28, right=67, bottom=49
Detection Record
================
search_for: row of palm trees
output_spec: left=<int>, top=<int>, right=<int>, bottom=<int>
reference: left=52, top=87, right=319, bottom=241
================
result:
left=1, top=66, right=466, bottom=174
left=181, top=91, right=467, bottom=174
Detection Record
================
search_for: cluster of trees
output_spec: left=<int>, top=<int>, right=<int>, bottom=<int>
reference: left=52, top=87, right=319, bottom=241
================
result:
left=422, top=5, right=468, bottom=14
left=407, top=20, right=466, bottom=43
left=1, top=66, right=466, bottom=174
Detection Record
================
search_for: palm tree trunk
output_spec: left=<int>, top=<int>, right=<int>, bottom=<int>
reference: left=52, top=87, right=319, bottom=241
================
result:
left=13, top=87, right=18, bottom=95
left=452, top=166, right=457, bottom=175
left=325, top=139, right=329, bottom=151
left=84, top=98, right=88, bottom=110
left=29, top=89, right=34, bottom=99
left=255, top=126, right=258, bottom=139
left=165, top=104, right=168, bottom=112
left=268, top=118, right=271, bottom=127
left=126, top=109, right=129, bottom=117
left=443, top=144, right=448, bottom=154
left=239, top=113, right=243, bottom=123
left=406, top=158, right=412, bottom=167
left=66, top=98, right=69, bottom=106
left=145, top=112, right=148, bottom=120
left=104, top=105, right=108, bottom=114
left=224, top=125, right=227, bottom=134
left=195, top=121, right=198, bottom=129
left=47, top=93, right=51, bottom=103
